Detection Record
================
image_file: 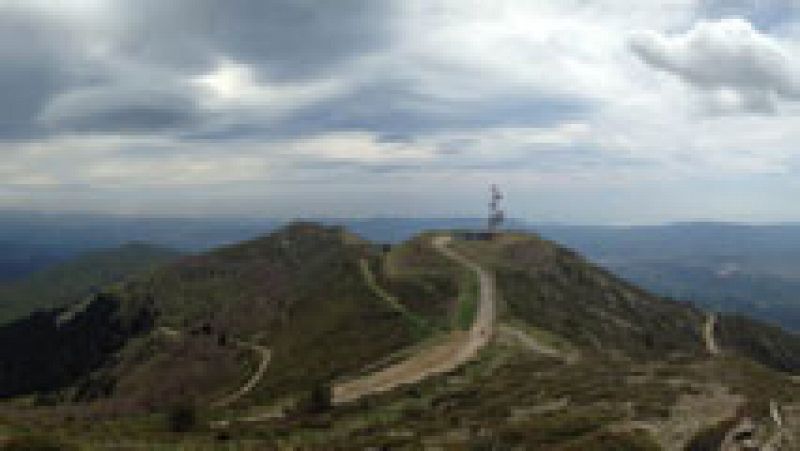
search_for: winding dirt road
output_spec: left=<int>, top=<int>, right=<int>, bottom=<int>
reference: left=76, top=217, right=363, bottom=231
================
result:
left=499, top=325, right=560, bottom=358
left=156, top=326, right=272, bottom=408
left=333, top=235, right=495, bottom=404
left=762, top=400, right=786, bottom=450
left=704, top=313, right=720, bottom=356
left=212, top=342, right=272, bottom=408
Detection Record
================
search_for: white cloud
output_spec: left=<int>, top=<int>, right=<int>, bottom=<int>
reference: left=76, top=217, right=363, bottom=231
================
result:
left=0, top=135, right=274, bottom=188
left=287, top=132, right=436, bottom=163
left=85, top=156, right=270, bottom=186
left=393, top=1, right=696, bottom=102
left=630, top=18, right=800, bottom=112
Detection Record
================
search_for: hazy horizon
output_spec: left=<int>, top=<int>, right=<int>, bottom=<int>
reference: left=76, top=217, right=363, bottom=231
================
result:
left=7, top=208, right=800, bottom=227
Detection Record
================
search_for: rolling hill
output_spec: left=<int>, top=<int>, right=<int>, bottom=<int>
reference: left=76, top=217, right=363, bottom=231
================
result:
left=1, top=223, right=799, bottom=449
left=0, top=224, right=457, bottom=409
left=0, top=243, right=180, bottom=325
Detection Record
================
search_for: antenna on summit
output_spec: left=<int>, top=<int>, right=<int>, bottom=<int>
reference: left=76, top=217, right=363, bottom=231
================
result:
left=488, top=184, right=504, bottom=234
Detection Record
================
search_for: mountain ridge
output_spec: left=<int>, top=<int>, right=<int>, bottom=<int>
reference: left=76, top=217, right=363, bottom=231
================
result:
left=1, top=222, right=800, bottom=449
left=0, top=242, right=179, bottom=325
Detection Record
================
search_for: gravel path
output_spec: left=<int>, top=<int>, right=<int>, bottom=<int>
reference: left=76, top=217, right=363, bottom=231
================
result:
left=211, top=342, right=272, bottom=408
left=704, top=313, right=720, bottom=356
left=333, top=235, right=495, bottom=404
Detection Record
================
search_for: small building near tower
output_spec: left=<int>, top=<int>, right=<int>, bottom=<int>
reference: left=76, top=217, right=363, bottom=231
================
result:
left=461, top=231, right=494, bottom=241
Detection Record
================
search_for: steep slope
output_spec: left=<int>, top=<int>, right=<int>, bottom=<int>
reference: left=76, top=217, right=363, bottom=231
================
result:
left=456, top=232, right=800, bottom=372
left=377, top=231, right=800, bottom=370
left=0, top=293, right=154, bottom=399
left=716, top=314, right=800, bottom=371
left=537, top=222, right=800, bottom=333
left=452, top=233, right=708, bottom=359
left=599, top=259, right=800, bottom=333
left=0, top=243, right=179, bottom=325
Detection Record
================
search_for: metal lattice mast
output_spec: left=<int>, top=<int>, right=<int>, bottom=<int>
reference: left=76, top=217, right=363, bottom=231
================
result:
left=488, top=184, right=504, bottom=233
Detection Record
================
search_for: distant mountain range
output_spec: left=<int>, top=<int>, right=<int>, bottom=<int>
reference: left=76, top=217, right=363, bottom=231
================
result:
left=0, top=242, right=180, bottom=325
left=2, top=212, right=800, bottom=331
left=535, top=223, right=800, bottom=332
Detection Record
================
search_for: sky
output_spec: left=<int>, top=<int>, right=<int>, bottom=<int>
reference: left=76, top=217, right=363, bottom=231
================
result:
left=2, top=0, right=800, bottom=224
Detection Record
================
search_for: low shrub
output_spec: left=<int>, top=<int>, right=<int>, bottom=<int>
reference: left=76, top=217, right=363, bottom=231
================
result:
left=166, top=401, right=197, bottom=433
left=1, top=434, right=76, bottom=451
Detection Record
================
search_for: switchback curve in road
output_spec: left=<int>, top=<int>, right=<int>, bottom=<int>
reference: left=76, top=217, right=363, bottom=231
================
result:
left=333, top=235, right=495, bottom=404
left=212, top=342, right=272, bottom=408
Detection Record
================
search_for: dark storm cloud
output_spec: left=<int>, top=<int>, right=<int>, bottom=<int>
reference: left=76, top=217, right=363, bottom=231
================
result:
left=39, top=85, right=199, bottom=133
left=114, top=0, right=394, bottom=81
left=0, top=60, right=56, bottom=139
left=0, top=0, right=395, bottom=139
left=1, top=0, right=591, bottom=142
left=286, top=97, right=589, bottom=137
left=310, top=92, right=591, bottom=136
left=0, top=7, right=98, bottom=139
left=185, top=77, right=593, bottom=141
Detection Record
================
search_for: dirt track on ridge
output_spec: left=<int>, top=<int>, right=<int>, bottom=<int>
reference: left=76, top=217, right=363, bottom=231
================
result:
left=333, top=235, right=495, bottom=404
left=211, top=343, right=272, bottom=407
left=704, top=313, right=720, bottom=356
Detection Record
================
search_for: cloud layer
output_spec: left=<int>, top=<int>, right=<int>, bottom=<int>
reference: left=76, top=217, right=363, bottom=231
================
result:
left=2, top=0, right=800, bottom=222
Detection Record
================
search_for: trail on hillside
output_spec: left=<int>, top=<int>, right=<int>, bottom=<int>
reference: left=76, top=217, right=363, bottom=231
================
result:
left=720, top=401, right=787, bottom=450
left=156, top=326, right=272, bottom=407
left=358, top=258, right=430, bottom=333
left=704, top=313, right=720, bottom=356
left=720, top=417, right=757, bottom=449
left=212, top=342, right=272, bottom=407
left=498, top=325, right=561, bottom=359
left=761, top=400, right=787, bottom=450
left=333, top=235, right=495, bottom=404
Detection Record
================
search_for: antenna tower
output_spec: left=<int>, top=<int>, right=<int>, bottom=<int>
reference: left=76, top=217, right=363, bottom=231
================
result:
left=488, top=184, right=504, bottom=233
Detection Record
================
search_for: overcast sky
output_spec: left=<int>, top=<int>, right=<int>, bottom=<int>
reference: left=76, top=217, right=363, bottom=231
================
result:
left=2, top=0, right=800, bottom=223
